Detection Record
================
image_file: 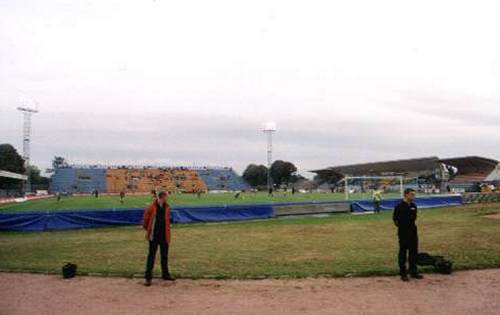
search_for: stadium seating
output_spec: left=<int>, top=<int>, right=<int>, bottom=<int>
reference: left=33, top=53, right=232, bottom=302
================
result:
left=106, top=168, right=178, bottom=193
left=50, top=168, right=106, bottom=193
left=197, top=167, right=249, bottom=191
left=171, top=168, right=207, bottom=192
left=50, top=166, right=246, bottom=194
left=450, top=173, right=487, bottom=183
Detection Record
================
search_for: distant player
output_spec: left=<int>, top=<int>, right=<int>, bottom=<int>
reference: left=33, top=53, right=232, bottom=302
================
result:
left=393, top=188, right=423, bottom=281
left=119, top=191, right=125, bottom=204
left=372, top=189, right=382, bottom=213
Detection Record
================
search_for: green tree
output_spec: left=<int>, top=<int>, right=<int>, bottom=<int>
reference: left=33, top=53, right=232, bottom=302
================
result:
left=270, top=160, right=298, bottom=187
left=28, top=165, right=49, bottom=190
left=0, top=144, right=25, bottom=190
left=242, top=164, right=268, bottom=187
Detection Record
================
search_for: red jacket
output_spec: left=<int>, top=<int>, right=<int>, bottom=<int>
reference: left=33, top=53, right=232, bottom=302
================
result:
left=142, top=200, right=171, bottom=244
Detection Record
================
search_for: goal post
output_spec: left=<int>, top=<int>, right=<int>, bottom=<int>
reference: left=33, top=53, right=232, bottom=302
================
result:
left=340, top=175, right=404, bottom=200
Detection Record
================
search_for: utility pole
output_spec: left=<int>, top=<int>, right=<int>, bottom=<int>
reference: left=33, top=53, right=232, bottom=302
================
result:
left=17, top=106, right=38, bottom=194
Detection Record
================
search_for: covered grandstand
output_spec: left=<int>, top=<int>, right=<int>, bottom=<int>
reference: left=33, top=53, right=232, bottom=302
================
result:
left=439, top=156, right=500, bottom=192
left=311, top=157, right=441, bottom=184
left=311, top=156, right=499, bottom=193
left=49, top=166, right=248, bottom=194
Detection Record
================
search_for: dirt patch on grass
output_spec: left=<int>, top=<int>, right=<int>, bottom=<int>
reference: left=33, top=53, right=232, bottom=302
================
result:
left=1, top=269, right=500, bottom=315
left=484, top=213, right=500, bottom=220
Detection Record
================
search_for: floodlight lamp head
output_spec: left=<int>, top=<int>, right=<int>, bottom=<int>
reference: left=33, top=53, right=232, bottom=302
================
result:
left=17, top=96, right=39, bottom=113
left=262, top=121, right=277, bottom=132
left=17, top=106, right=38, bottom=113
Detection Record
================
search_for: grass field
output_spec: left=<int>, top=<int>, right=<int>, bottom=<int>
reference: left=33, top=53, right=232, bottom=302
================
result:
left=0, top=203, right=499, bottom=279
left=0, top=191, right=403, bottom=213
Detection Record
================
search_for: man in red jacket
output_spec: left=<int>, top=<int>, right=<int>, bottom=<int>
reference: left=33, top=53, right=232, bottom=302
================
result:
left=142, top=191, right=174, bottom=286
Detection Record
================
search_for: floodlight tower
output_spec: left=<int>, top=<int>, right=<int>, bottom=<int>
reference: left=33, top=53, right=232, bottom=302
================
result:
left=17, top=106, right=39, bottom=194
left=262, top=122, right=277, bottom=192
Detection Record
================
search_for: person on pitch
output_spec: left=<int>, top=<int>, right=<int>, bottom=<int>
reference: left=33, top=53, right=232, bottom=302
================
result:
left=142, top=190, right=175, bottom=286
left=119, top=190, right=125, bottom=204
left=393, top=188, right=423, bottom=281
left=372, top=189, right=382, bottom=214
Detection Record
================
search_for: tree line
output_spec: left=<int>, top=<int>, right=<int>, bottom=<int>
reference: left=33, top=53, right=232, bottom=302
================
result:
left=242, top=160, right=304, bottom=189
left=0, top=143, right=49, bottom=191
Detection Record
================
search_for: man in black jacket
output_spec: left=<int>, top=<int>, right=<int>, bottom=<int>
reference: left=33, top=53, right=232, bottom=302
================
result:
left=393, top=188, right=423, bottom=281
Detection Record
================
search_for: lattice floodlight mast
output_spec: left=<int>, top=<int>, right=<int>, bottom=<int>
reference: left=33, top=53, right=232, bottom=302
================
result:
left=17, top=105, right=38, bottom=194
left=262, top=122, right=277, bottom=192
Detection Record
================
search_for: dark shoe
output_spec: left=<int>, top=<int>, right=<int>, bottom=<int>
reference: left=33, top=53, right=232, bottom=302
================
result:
left=410, top=273, right=424, bottom=279
left=400, top=274, right=409, bottom=282
left=162, top=274, right=176, bottom=281
left=144, top=279, right=152, bottom=286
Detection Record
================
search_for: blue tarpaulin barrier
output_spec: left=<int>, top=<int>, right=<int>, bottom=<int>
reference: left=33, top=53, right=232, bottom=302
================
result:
left=0, top=195, right=462, bottom=232
left=350, top=194, right=463, bottom=212
left=171, top=204, right=273, bottom=224
left=0, top=204, right=274, bottom=232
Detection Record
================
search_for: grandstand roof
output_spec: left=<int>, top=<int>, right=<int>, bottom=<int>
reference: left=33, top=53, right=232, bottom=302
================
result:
left=439, top=156, right=499, bottom=183
left=438, top=156, right=498, bottom=169
left=311, top=156, right=440, bottom=177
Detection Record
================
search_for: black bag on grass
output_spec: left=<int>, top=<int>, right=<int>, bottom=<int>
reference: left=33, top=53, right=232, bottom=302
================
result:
left=417, top=252, right=453, bottom=274
left=434, top=257, right=453, bottom=274
left=62, top=263, right=77, bottom=279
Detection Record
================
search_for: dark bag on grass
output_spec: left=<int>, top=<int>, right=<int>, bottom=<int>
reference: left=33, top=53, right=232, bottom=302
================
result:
left=417, top=252, right=453, bottom=274
left=434, top=257, right=453, bottom=274
left=62, top=263, right=77, bottom=279
left=417, top=253, right=436, bottom=266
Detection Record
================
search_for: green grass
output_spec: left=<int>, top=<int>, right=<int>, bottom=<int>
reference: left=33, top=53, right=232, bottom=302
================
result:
left=0, top=203, right=499, bottom=279
left=0, top=192, right=402, bottom=213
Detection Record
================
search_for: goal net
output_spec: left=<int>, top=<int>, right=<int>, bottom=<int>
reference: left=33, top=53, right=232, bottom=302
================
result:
left=340, top=176, right=404, bottom=200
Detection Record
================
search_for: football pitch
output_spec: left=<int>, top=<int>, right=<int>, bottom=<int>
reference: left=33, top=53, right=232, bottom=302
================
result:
left=0, top=191, right=403, bottom=213
left=0, top=203, right=499, bottom=279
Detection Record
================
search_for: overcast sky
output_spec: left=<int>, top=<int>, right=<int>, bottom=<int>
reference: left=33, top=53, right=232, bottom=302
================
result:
left=1, top=0, right=499, bottom=177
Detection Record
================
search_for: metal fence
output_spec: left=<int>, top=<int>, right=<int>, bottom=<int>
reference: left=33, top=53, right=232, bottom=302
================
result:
left=462, top=192, right=500, bottom=204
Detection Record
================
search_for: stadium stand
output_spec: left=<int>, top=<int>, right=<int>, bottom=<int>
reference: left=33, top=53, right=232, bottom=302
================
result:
left=50, top=166, right=244, bottom=193
left=311, top=157, right=440, bottom=182
left=311, top=156, right=500, bottom=193
left=171, top=168, right=207, bottom=192
left=438, top=157, right=500, bottom=192
left=197, top=167, right=249, bottom=191
left=50, top=167, right=106, bottom=193
left=106, top=168, right=178, bottom=193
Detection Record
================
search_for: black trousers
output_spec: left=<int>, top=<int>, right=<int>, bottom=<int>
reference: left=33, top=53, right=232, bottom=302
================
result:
left=374, top=201, right=381, bottom=213
left=145, top=236, right=169, bottom=280
left=398, top=229, right=418, bottom=275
